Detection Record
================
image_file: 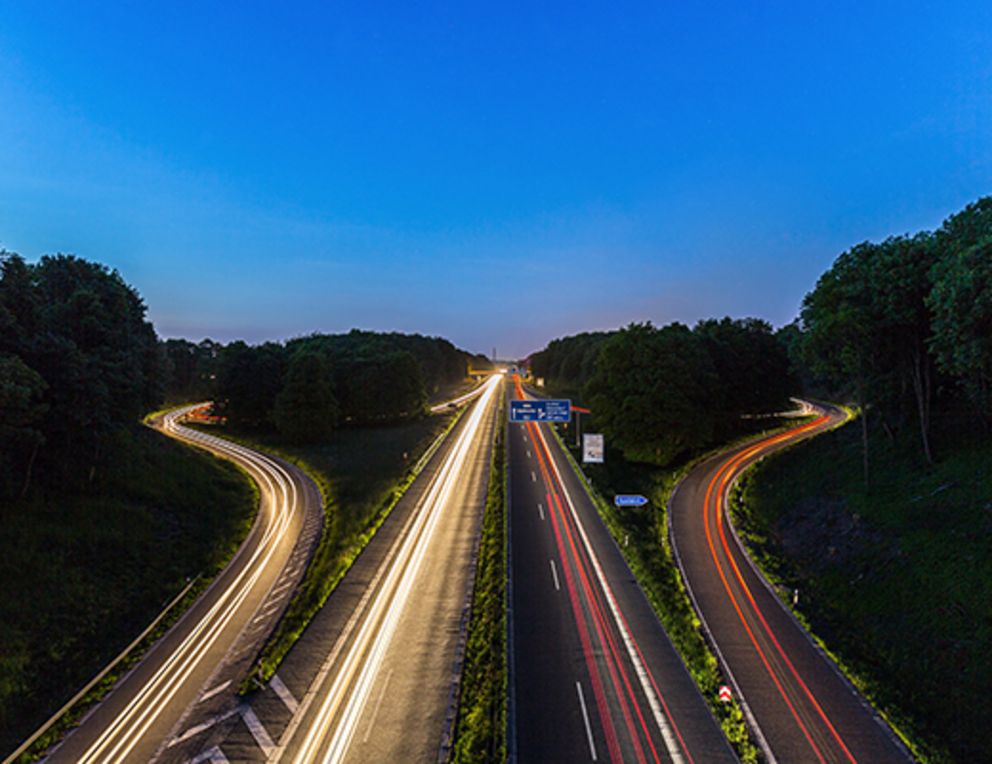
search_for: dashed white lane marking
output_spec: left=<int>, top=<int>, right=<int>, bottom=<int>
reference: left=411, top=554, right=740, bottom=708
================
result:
left=538, top=502, right=545, bottom=520
left=549, top=559, right=561, bottom=591
left=270, top=673, right=299, bottom=713
left=576, top=681, right=598, bottom=761
left=527, top=449, right=532, bottom=458
left=270, top=579, right=294, bottom=597
left=531, top=471, right=537, bottom=482
left=252, top=599, right=284, bottom=623
left=362, top=668, right=395, bottom=743
left=241, top=706, right=275, bottom=756
left=198, top=679, right=232, bottom=704
left=168, top=708, right=239, bottom=748
left=188, top=744, right=231, bottom=763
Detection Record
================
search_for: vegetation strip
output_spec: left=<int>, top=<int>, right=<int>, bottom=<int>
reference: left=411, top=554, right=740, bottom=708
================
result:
left=449, top=395, right=507, bottom=763
left=6, top=576, right=199, bottom=763
left=215, top=405, right=470, bottom=691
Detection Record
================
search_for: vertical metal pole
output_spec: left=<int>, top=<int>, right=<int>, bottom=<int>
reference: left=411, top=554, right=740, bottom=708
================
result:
left=576, top=411, right=581, bottom=448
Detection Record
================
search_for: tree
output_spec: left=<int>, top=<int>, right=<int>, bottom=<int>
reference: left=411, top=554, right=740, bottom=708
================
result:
left=801, top=243, right=881, bottom=483
left=274, top=351, right=339, bottom=442
left=928, top=237, right=992, bottom=421
left=0, top=355, right=47, bottom=497
left=214, top=342, right=287, bottom=428
left=585, top=323, right=718, bottom=465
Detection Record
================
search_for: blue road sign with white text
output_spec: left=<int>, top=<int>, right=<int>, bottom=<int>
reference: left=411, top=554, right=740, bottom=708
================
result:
left=510, top=399, right=572, bottom=423
left=614, top=494, right=649, bottom=508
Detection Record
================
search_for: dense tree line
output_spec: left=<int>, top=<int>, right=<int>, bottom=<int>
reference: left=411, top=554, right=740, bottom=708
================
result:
left=0, top=253, right=163, bottom=497
left=799, top=196, right=992, bottom=481
left=164, top=330, right=487, bottom=442
left=530, top=318, right=795, bottom=465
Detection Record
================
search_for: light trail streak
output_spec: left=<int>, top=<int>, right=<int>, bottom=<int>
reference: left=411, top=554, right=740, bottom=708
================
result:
left=75, top=407, right=301, bottom=763
left=288, top=374, right=501, bottom=764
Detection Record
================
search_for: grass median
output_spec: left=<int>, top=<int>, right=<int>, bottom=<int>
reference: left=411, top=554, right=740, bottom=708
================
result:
left=451, top=397, right=506, bottom=763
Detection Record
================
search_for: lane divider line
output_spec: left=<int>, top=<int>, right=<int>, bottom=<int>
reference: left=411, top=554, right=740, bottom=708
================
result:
left=576, top=681, right=598, bottom=762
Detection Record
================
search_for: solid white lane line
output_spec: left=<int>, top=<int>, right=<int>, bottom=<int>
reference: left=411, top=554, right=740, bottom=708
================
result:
left=549, top=559, right=561, bottom=591
left=241, top=706, right=275, bottom=756
left=576, top=681, right=598, bottom=762
left=188, top=744, right=231, bottom=763
left=198, top=679, right=232, bottom=704
left=167, top=708, right=239, bottom=747
left=362, top=668, right=394, bottom=743
left=538, top=502, right=545, bottom=520
left=270, top=673, right=299, bottom=714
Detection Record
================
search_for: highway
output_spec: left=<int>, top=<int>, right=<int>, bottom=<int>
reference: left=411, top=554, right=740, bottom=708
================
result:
left=45, top=406, right=321, bottom=764
left=201, top=373, right=502, bottom=763
left=669, top=404, right=912, bottom=763
left=509, top=376, right=735, bottom=764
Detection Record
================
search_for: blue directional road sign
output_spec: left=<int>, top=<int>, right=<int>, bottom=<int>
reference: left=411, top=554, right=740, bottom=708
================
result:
left=614, top=494, right=649, bottom=508
left=510, top=399, right=572, bottom=423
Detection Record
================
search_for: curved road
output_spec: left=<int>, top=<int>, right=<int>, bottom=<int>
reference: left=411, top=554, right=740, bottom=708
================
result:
left=46, top=406, right=321, bottom=764
left=669, top=404, right=912, bottom=763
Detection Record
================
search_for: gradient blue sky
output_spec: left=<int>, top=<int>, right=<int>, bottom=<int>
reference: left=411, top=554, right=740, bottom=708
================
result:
left=1, top=2, right=990, bottom=357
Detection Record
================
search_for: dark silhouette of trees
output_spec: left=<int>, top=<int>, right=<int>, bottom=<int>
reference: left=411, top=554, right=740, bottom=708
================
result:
left=0, top=252, right=163, bottom=495
left=799, top=196, right=992, bottom=480
left=274, top=351, right=339, bottom=442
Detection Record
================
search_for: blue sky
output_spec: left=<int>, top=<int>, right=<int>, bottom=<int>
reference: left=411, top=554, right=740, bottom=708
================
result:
left=1, top=2, right=990, bottom=357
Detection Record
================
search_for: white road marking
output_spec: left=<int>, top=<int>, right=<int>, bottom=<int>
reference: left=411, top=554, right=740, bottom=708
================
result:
left=538, top=502, right=545, bottom=520
left=576, top=681, right=598, bottom=761
left=549, top=560, right=561, bottom=591
left=187, top=744, right=231, bottom=763
left=270, top=579, right=294, bottom=597
left=531, top=471, right=537, bottom=482
left=167, top=708, right=239, bottom=748
left=362, top=668, right=395, bottom=743
left=270, top=673, right=299, bottom=713
left=241, top=706, right=275, bottom=756
left=527, top=449, right=532, bottom=458
left=198, top=679, right=232, bottom=704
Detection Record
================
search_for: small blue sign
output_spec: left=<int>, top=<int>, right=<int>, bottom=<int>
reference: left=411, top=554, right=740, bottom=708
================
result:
left=614, top=494, right=649, bottom=508
left=510, top=399, right=572, bottom=423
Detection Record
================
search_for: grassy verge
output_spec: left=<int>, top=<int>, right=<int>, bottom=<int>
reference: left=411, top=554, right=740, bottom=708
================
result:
left=0, top=427, right=256, bottom=761
left=451, top=396, right=506, bottom=763
left=733, top=417, right=992, bottom=764
left=195, top=410, right=464, bottom=690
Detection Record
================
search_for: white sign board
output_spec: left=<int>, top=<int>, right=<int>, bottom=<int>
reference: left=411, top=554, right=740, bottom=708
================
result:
left=583, top=433, right=604, bottom=463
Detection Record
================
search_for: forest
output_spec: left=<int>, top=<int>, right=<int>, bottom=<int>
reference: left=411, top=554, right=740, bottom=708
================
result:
left=529, top=195, right=992, bottom=472
left=0, top=250, right=488, bottom=499
left=530, top=318, right=796, bottom=465
left=163, top=330, right=490, bottom=441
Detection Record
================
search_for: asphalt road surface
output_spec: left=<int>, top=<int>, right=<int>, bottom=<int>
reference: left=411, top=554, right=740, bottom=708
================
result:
left=193, top=374, right=503, bottom=764
left=45, top=406, right=322, bottom=764
left=509, top=376, right=735, bottom=764
left=669, top=404, right=913, bottom=763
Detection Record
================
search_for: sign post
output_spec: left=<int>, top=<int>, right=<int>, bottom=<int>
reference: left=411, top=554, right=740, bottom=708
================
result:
left=613, top=494, right=649, bottom=508
left=510, top=399, right=571, bottom=423
left=583, top=434, right=604, bottom=463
